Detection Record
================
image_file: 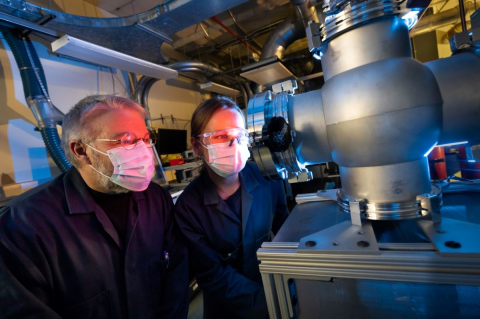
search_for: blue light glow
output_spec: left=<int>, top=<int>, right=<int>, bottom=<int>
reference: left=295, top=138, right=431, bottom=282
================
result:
left=436, top=141, right=468, bottom=147
left=468, top=160, right=476, bottom=163
left=402, top=10, right=420, bottom=30
left=313, top=51, right=323, bottom=60
left=424, top=143, right=438, bottom=157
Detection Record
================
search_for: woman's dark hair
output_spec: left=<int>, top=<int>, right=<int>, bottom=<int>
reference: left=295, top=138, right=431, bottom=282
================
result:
left=191, top=96, right=245, bottom=137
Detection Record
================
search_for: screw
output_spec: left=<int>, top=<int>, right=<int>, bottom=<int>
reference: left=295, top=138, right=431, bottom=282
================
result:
left=437, top=230, right=446, bottom=234
left=333, top=242, right=339, bottom=246
left=358, top=231, right=364, bottom=235
left=305, top=241, right=316, bottom=247
left=445, top=241, right=461, bottom=249
left=357, top=241, right=370, bottom=248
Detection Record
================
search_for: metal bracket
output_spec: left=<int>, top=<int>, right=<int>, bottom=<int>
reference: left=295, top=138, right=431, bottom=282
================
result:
left=417, top=217, right=480, bottom=256
left=349, top=200, right=362, bottom=226
left=298, top=220, right=380, bottom=255
left=417, top=187, right=442, bottom=224
left=272, top=79, right=298, bottom=94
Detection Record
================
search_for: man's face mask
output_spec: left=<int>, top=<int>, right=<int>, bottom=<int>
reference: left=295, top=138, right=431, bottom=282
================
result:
left=197, top=128, right=251, bottom=178
left=85, top=134, right=155, bottom=192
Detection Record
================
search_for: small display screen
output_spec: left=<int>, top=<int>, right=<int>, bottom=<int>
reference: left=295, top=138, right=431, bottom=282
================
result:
left=156, top=129, right=187, bottom=155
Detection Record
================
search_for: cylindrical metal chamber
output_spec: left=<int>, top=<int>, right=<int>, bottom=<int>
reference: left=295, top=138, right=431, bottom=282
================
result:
left=427, top=52, right=480, bottom=145
left=288, top=89, right=332, bottom=165
left=320, top=17, right=412, bottom=81
left=339, top=158, right=432, bottom=204
left=318, top=16, right=443, bottom=218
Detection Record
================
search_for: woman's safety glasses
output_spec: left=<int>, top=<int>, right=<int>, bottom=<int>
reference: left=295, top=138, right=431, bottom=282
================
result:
left=196, top=128, right=251, bottom=146
left=96, top=131, right=157, bottom=150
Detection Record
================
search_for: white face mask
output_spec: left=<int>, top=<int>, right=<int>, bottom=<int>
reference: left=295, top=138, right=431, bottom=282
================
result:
left=202, top=141, right=250, bottom=178
left=86, top=141, right=155, bottom=192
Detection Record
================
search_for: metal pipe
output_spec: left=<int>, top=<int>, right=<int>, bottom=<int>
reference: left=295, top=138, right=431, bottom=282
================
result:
left=238, top=82, right=248, bottom=106
left=227, top=10, right=263, bottom=52
left=260, top=15, right=305, bottom=60
left=411, top=1, right=476, bottom=37
left=210, top=16, right=261, bottom=55
left=260, top=0, right=317, bottom=60
left=459, top=0, right=468, bottom=31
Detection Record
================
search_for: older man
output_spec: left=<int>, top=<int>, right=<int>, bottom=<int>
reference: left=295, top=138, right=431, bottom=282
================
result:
left=0, top=95, right=189, bottom=318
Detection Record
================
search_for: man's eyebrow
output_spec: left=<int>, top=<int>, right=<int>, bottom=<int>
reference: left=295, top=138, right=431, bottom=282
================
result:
left=108, top=132, right=128, bottom=139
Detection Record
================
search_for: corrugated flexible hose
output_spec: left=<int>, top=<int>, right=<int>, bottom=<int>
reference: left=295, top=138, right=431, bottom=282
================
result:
left=0, top=27, right=71, bottom=172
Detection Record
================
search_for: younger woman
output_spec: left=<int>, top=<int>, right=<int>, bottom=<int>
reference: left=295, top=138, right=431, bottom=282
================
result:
left=175, top=96, right=288, bottom=319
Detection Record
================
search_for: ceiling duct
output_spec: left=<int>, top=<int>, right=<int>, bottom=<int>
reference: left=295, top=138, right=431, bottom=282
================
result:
left=241, top=0, right=319, bottom=86
left=411, top=1, right=477, bottom=37
left=0, top=0, right=248, bottom=64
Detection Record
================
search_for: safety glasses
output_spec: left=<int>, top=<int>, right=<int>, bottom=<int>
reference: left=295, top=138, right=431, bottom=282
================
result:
left=196, top=128, right=251, bottom=146
left=95, top=131, right=157, bottom=150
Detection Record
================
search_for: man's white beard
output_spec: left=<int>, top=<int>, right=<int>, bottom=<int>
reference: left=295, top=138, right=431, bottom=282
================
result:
left=91, top=150, right=129, bottom=194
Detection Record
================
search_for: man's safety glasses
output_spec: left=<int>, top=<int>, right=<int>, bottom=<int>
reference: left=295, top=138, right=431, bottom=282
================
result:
left=95, top=131, right=157, bottom=150
left=196, top=128, right=251, bottom=146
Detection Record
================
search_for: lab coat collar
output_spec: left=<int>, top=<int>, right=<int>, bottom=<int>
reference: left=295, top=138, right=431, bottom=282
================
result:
left=202, top=162, right=260, bottom=206
left=64, top=167, right=145, bottom=251
left=64, top=167, right=145, bottom=215
left=202, top=162, right=260, bottom=225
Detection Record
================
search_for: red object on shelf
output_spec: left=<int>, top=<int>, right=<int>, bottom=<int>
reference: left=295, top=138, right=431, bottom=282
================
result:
left=169, top=158, right=185, bottom=166
left=428, top=147, right=447, bottom=180
left=458, top=146, right=480, bottom=179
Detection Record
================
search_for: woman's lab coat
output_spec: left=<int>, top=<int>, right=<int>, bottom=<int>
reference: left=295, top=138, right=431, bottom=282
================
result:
left=175, top=161, right=288, bottom=319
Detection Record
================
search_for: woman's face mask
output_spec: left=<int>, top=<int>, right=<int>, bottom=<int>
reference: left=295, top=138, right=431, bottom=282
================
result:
left=86, top=140, right=155, bottom=192
left=201, top=140, right=250, bottom=178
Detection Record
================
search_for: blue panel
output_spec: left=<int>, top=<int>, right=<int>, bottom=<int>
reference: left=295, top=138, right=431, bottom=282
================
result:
left=28, top=147, right=51, bottom=180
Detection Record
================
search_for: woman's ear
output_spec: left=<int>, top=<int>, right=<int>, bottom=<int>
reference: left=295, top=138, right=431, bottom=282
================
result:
left=191, top=137, right=202, bottom=156
left=70, top=140, right=92, bottom=165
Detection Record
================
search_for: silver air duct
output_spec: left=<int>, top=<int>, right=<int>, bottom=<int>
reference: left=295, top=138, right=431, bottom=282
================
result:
left=260, top=0, right=319, bottom=60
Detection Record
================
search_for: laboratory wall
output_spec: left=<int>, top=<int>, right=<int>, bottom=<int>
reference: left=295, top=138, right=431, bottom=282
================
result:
left=0, top=34, right=206, bottom=196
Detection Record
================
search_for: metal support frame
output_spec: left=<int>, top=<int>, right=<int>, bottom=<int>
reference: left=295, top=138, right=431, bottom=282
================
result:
left=258, top=197, right=480, bottom=318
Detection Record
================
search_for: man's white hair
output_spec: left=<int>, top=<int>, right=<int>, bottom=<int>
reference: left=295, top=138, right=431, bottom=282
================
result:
left=61, top=95, right=147, bottom=168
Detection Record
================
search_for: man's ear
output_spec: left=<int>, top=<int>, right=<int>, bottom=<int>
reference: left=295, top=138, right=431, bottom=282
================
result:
left=191, top=137, right=202, bottom=156
left=70, top=141, right=92, bottom=165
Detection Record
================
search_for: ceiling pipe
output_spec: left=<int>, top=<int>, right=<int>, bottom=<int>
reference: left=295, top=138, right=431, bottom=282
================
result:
left=260, top=0, right=318, bottom=60
left=211, top=16, right=261, bottom=56
left=410, top=1, right=476, bottom=37
left=227, top=10, right=263, bottom=53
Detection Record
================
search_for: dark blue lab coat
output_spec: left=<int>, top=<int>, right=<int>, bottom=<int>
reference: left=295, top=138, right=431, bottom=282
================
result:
left=0, top=167, right=189, bottom=319
left=175, top=161, right=288, bottom=319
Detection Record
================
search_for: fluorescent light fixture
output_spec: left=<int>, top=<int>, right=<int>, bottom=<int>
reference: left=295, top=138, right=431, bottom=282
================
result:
left=200, top=82, right=239, bottom=97
left=401, top=10, right=419, bottom=30
left=468, top=160, right=476, bottom=162
left=51, top=35, right=178, bottom=80
left=436, top=141, right=469, bottom=147
left=424, top=143, right=437, bottom=157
